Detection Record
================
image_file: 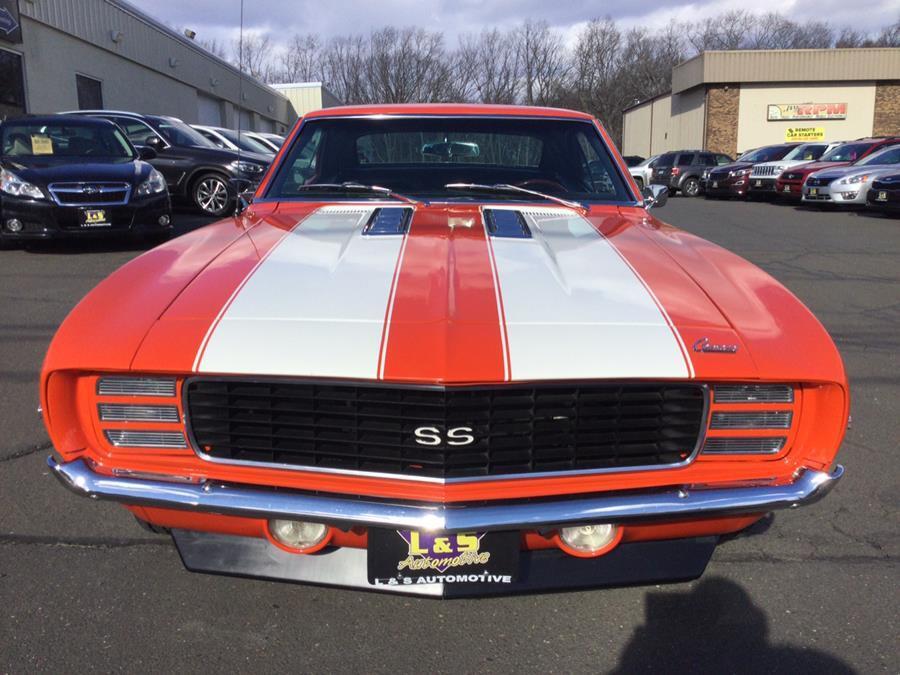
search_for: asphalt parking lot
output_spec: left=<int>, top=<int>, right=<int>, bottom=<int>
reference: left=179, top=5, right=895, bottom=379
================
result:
left=1, top=199, right=897, bottom=673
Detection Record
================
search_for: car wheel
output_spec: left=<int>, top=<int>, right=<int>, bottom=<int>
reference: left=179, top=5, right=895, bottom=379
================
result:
left=192, top=173, right=232, bottom=217
left=682, top=177, right=700, bottom=197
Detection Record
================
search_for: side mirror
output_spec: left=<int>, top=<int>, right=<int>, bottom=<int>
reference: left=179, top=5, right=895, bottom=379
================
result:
left=145, top=135, right=164, bottom=150
left=137, top=145, right=157, bottom=161
left=235, top=190, right=254, bottom=215
left=641, top=184, right=668, bottom=210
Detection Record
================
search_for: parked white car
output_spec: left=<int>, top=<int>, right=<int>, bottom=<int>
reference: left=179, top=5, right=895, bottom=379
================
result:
left=245, top=131, right=285, bottom=153
left=802, top=144, right=900, bottom=206
left=748, top=142, right=842, bottom=197
left=191, top=125, right=275, bottom=158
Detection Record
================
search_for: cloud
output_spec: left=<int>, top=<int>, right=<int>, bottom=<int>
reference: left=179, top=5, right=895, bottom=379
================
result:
left=131, top=0, right=898, bottom=46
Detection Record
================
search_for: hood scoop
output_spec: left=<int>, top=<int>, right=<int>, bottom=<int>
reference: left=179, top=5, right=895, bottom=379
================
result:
left=484, top=208, right=532, bottom=238
left=363, top=207, right=413, bottom=235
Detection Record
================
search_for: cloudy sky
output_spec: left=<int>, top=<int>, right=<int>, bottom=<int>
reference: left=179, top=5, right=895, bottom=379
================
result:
left=130, top=0, right=898, bottom=46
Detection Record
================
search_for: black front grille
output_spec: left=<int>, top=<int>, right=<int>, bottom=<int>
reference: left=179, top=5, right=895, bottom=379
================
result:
left=806, top=177, right=832, bottom=187
left=186, top=380, right=707, bottom=480
left=48, top=183, right=130, bottom=205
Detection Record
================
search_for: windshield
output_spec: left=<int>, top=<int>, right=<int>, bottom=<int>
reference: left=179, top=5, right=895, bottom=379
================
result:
left=266, top=117, right=634, bottom=203
left=216, top=128, right=273, bottom=155
left=738, top=145, right=794, bottom=162
left=820, top=142, right=873, bottom=163
left=151, top=117, right=216, bottom=148
left=783, top=143, right=828, bottom=161
left=856, top=145, right=900, bottom=166
left=1, top=121, right=134, bottom=159
left=636, top=155, right=657, bottom=167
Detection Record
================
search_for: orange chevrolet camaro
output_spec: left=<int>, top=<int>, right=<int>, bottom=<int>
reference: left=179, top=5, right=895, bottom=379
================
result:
left=42, top=104, right=847, bottom=597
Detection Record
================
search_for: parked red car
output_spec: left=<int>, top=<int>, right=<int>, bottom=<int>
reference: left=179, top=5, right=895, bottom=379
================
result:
left=776, top=138, right=900, bottom=200
left=43, top=104, right=846, bottom=596
left=705, top=144, right=799, bottom=199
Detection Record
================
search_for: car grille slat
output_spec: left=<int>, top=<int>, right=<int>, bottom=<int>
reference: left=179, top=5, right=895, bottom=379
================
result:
left=186, top=380, right=706, bottom=480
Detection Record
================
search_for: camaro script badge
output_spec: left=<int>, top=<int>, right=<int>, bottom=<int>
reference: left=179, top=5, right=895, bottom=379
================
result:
left=693, top=337, right=739, bottom=354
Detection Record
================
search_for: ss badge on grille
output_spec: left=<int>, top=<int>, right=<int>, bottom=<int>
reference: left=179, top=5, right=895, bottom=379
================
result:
left=414, top=426, right=475, bottom=446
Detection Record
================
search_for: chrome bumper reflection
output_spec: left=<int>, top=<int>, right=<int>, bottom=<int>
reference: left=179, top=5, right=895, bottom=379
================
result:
left=48, top=457, right=843, bottom=532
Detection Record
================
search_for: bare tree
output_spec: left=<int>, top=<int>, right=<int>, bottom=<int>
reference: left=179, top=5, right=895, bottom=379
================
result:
left=276, top=34, right=323, bottom=84
left=456, top=29, right=521, bottom=104
left=365, top=27, right=452, bottom=103
left=233, top=34, right=273, bottom=81
left=198, top=38, right=229, bottom=61
left=321, top=35, right=370, bottom=103
left=516, top=20, right=570, bottom=106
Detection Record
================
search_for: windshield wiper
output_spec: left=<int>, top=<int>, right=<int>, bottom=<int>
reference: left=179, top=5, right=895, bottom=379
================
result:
left=294, top=182, right=421, bottom=206
left=444, top=183, right=587, bottom=213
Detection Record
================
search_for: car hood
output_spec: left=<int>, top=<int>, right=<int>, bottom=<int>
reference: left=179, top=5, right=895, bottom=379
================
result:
left=791, top=160, right=849, bottom=175
left=44, top=201, right=845, bottom=386
left=811, top=165, right=900, bottom=181
left=753, top=159, right=810, bottom=170
left=711, top=162, right=752, bottom=173
left=1, top=156, right=151, bottom=186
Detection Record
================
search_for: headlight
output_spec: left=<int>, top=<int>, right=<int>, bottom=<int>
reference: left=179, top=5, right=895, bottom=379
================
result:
left=135, top=169, right=167, bottom=196
left=0, top=168, right=44, bottom=199
left=728, top=168, right=751, bottom=178
left=230, top=160, right=266, bottom=175
left=774, top=165, right=785, bottom=175
left=839, top=174, right=868, bottom=185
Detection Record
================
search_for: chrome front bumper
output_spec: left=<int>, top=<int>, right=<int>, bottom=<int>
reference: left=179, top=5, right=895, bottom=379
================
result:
left=48, top=457, right=843, bottom=531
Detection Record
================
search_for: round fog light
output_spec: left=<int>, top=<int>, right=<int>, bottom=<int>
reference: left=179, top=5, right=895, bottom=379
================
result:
left=158, top=215, right=170, bottom=226
left=557, top=523, right=621, bottom=558
left=267, top=519, right=330, bottom=553
left=6, top=218, right=23, bottom=232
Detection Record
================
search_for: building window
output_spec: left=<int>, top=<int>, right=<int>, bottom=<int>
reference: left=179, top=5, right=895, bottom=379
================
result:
left=0, top=48, right=25, bottom=119
left=76, top=74, right=103, bottom=110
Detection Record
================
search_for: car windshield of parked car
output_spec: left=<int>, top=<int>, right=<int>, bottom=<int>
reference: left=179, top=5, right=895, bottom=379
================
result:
left=855, top=145, right=900, bottom=166
left=266, top=117, right=634, bottom=203
left=1, top=121, right=134, bottom=159
left=151, top=117, right=216, bottom=148
left=820, top=143, right=872, bottom=163
left=738, top=146, right=793, bottom=163
left=216, top=128, right=273, bottom=155
left=783, top=143, right=828, bottom=161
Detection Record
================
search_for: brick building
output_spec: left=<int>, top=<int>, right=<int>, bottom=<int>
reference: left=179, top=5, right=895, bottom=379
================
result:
left=622, top=48, right=900, bottom=159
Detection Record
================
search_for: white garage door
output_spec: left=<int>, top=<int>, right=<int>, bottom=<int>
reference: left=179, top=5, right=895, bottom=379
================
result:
left=197, top=94, right=222, bottom=126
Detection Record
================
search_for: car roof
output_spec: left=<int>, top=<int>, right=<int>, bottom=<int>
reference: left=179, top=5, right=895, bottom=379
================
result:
left=62, top=110, right=185, bottom=124
left=4, top=114, right=117, bottom=127
left=303, top=103, right=594, bottom=120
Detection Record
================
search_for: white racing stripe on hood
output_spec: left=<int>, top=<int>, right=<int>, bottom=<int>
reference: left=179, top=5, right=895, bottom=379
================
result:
left=487, top=206, right=691, bottom=380
left=196, top=205, right=406, bottom=378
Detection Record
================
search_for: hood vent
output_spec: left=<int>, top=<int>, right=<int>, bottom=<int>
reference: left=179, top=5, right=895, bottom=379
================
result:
left=484, top=209, right=532, bottom=238
left=363, top=207, right=412, bottom=235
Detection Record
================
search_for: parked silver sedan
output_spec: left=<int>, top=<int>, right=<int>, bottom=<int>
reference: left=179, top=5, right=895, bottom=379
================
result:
left=628, top=154, right=659, bottom=190
left=803, top=144, right=900, bottom=206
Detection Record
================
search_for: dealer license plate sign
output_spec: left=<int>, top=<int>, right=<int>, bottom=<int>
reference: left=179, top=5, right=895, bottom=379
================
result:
left=877, top=191, right=887, bottom=201
left=80, top=209, right=109, bottom=227
left=711, top=181, right=718, bottom=188
left=367, top=529, right=519, bottom=587
left=784, top=185, right=791, bottom=192
left=754, top=180, right=762, bottom=187
left=809, top=188, right=818, bottom=196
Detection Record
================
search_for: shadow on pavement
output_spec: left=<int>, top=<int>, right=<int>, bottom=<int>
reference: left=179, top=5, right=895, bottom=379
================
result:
left=613, top=577, right=854, bottom=674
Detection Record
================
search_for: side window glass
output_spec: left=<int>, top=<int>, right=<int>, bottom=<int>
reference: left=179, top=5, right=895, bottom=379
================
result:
left=285, top=127, right=322, bottom=189
left=113, top=118, right=156, bottom=146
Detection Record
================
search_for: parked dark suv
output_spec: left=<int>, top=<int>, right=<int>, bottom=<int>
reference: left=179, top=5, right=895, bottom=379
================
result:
left=650, top=150, right=732, bottom=197
left=65, top=110, right=270, bottom=216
